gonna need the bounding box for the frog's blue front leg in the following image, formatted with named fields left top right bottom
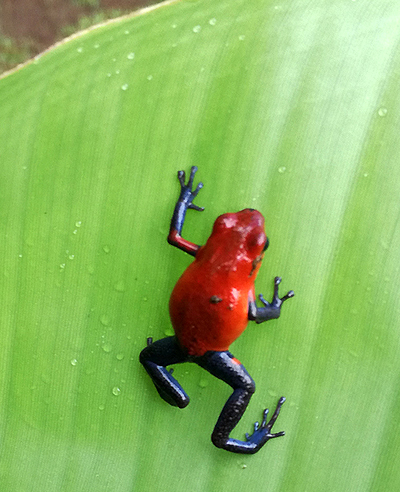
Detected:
left=167, top=166, right=204, bottom=257
left=248, top=277, right=294, bottom=324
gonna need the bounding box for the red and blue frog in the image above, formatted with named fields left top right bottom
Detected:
left=140, top=167, right=294, bottom=454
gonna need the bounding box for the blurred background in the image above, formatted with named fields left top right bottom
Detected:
left=0, top=0, right=164, bottom=74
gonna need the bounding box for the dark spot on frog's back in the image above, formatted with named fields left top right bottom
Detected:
left=210, top=295, right=223, bottom=304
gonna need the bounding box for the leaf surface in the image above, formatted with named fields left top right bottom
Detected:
left=1, top=1, right=400, bottom=490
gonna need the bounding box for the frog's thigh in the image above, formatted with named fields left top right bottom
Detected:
left=196, top=351, right=255, bottom=392
left=140, top=336, right=187, bottom=366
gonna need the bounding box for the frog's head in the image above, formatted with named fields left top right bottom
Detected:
left=212, top=208, right=267, bottom=252
left=203, top=209, right=267, bottom=277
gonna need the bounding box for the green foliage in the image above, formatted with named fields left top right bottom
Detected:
left=1, top=0, right=400, bottom=490
left=0, top=33, right=31, bottom=73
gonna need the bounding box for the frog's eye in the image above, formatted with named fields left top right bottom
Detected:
left=246, top=231, right=267, bottom=252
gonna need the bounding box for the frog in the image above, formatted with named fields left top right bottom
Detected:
left=139, top=166, right=294, bottom=454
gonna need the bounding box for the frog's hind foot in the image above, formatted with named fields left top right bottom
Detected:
left=245, top=397, right=286, bottom=447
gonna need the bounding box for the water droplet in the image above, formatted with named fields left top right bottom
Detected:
left=116, top=353, right=124, bottom=361
left=238, top=35, right=246, bottom=41
left=60, top=263, right=66, bottom=270
left=115, top=69, right=120, bottom=75
left=112, top=386, right=121, bottom=396
left=73, top=229, right=78, bottom=235
left=77, top=47, right=83, bottom=53
left=71, top=358, right=78, bottom=366
left=124, top=30, right=130, bottom=35
left=68, top=254, right=74, bottom=260
left=278, top=166, right=286, bottom=173
left=127, top=52, right=135, bottom=60
left=147, top=75, right=153, bottom=81
left=209, top=18, right=217, bottom=26
left=193, top=25, right=201, bottom=33
left=75, top=221, right=82, bottom=228
left=121, top=84, right=129, bottom=91
left=103, top=245, right=110, bottom=254
left=107, top=73, right=112, bottom=77
left=172, top=23, right=177, bottom=28
left=94, top=43, right=100, bottom=49
left=99, top=314, right=110, bottom=326
left=99, top=404, right=105, bottom=410
left=114, top=280, right=126, bottom=292
left=102, top=342, right=113, bottom=353
left=378, top=107, right=387, bottom=117
left=199, top=378, right=209, bottom=388
left=363, top=172, right=369, bottom=177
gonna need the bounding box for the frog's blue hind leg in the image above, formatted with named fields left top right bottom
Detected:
left=139, top=336, right=190, bottom=408
left=197, top=351, right=285, bottom=454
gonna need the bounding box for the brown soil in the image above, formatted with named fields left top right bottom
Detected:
left=0, top=0, right=160, bottom=61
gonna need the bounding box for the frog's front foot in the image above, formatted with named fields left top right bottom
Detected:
left=245, top=397, right=286, bottom=452
left=177, top=166, right=204, bottom=211
left=259, top=276, right=294, bottom=310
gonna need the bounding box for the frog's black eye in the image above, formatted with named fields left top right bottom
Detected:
left=263, top=238, right=269, bottom=251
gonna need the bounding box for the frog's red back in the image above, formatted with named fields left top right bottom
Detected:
left=169, top=209, right=267, bottom=356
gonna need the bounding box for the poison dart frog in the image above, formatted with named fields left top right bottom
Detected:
left=139, top=166, right=294, bottom=454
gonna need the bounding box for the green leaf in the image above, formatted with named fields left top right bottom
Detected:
left=1, top=0, right=400, bottom=490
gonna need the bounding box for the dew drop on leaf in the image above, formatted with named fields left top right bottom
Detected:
left=114, top=280, right=126, bottom=292
left=99, top=314, right=110, bottom=326
left=102, top=343, right=113, bottom=353
left=378, top=107, right=388, bottom=117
